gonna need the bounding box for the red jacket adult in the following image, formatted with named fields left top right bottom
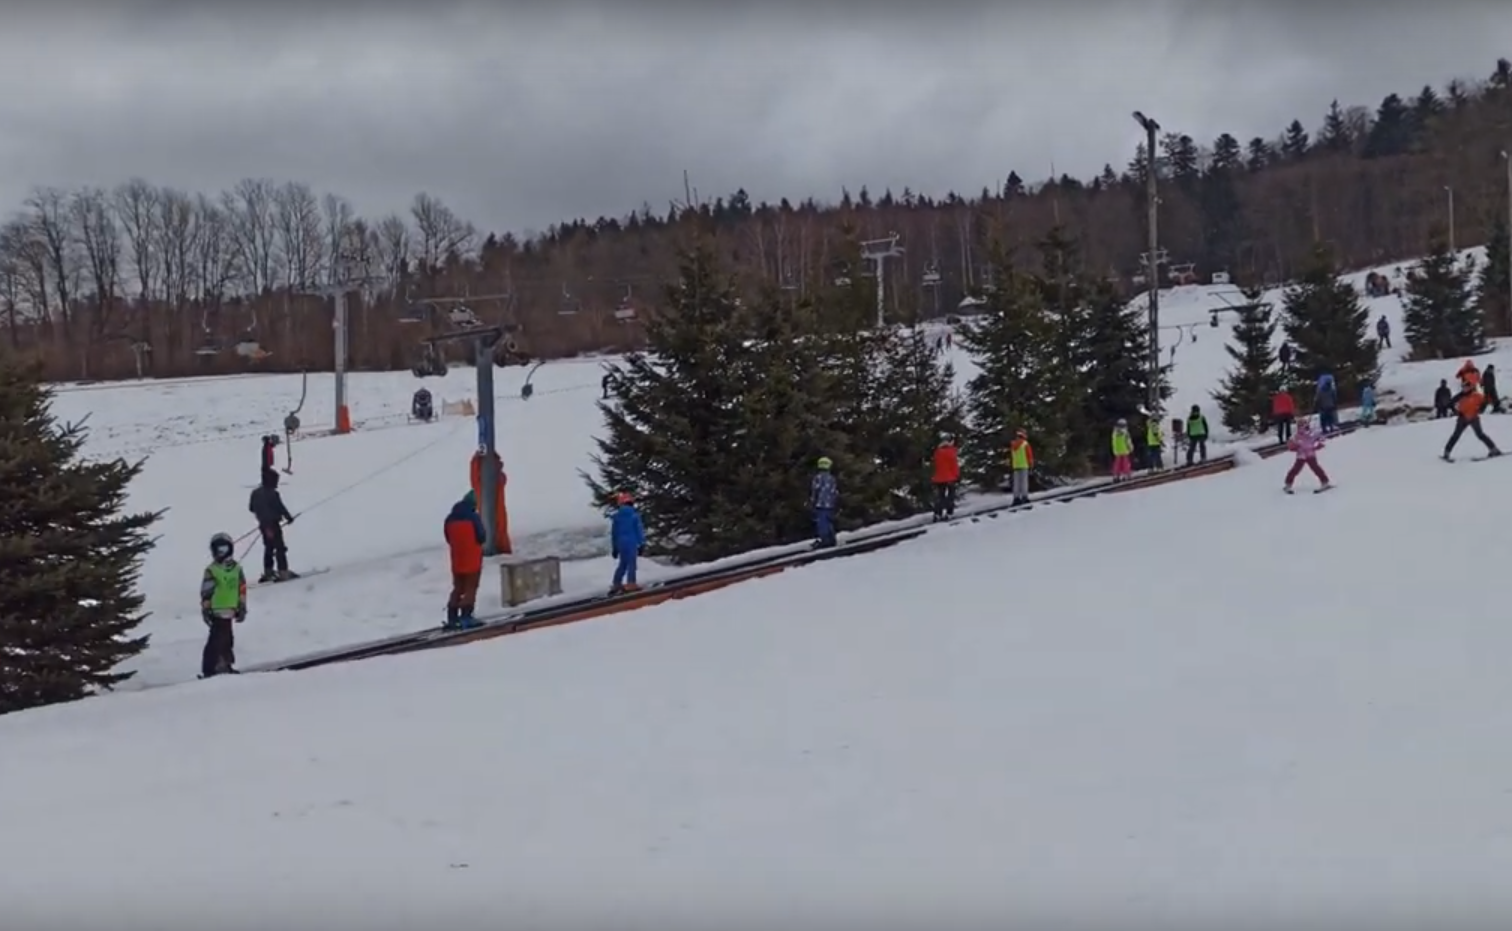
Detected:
left=1271, top=391, right=1295, bottom=417
left=931, top=443, right=960, bottom=484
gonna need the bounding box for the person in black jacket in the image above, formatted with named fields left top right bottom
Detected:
left=248, top=468, right=296, bottom=582
left=1484, top=365, right=1504, bottom=414
left=1434, top=379, right=1453, bottom=419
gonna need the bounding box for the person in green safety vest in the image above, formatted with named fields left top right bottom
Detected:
left=1185, top=404, right=1210, bottom=466
left=1110, top=418, right=1134, bottom=482
left=199, top=532, right=247, bottom=677
left=1145, top=416, right=1164, bottom=471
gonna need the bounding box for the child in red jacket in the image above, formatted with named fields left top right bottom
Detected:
left=931, top=436, right=960, bottom=521
left=1271, top=390, right=1295, bottom=443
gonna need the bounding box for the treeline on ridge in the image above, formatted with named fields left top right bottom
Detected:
left=2, top=58, right=1511, bottom=382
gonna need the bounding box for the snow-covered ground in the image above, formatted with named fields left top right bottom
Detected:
left=8, top=420, right=1512, bottom=926
left=38, top=248, right=1495, bottom=687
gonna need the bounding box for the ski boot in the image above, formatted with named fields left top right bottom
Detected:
left=258, top=571, right=278, bottom=583
left=456, top=612, right=483, bottom=630
left=277, top=569, right=300, bottom=581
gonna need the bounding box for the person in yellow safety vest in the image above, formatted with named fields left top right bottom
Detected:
left=1110, top=418, right=1134, bottom=482
left=1145, top=416, right=1164, bottom=471
left=1007, top=428, right=1034, bottom=506
left=1185, top=404, right=1210, bottom=466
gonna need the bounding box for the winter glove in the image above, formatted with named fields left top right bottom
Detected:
left=285, top=515, right=296, bottom=524
left=611, top=547, right=619, bottom=560
left=201, top=607, right=214, bottom=626
left=235, top=608, right=246, bottom=624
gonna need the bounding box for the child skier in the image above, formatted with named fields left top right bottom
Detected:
left=1283, top=418, right=1332, bottom=494
left=1110, top=418, right=1134, bottom=482
left=931, top=435, right=960, bottom=521
left=1359, top=382, right=1377, bottom=425
left=1443, top=368, right=1503, bottom=461
left=810, top=457, right=840, bottom=547
left=1008, top=428, right=1034, bottom=506
left=1271, top=389, right=1295, bottom=443
left=199, top=532, right=247, bottom=677
left=443, top=490, right=486, bottom=630
left=610, top=491, right=647, bottom=593
left=1145, top=416, right=1164, bottom=470
left=1185, top=405, right=1210, bottom=465
left=248, top=468, right=296, bottom=583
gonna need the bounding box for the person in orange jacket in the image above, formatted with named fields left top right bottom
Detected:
left=1007, top=428, right=1034, bottom=507
left=468, top=447, right=513, bottom=554
left=1271, top=389, right=1296, bottom=443
left=930, top=434, right=960, bottom=521
left=1443, top=367, right=1502, bottom=461
left=443, top=490, right=486, bottom=630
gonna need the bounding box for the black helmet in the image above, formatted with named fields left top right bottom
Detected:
left=210, top=532, right=234, bottom=560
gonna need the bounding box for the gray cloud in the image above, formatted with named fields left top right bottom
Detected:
left=1, top=2, right=1509, bottom=235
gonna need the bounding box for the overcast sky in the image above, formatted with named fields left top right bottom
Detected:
left=1, top=2, right=1508, bottom=236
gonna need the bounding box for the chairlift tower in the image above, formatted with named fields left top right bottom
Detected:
left=406, top=291, right=518, bottom=557
left=295, top=275, right=385, bottom=435
left=860, top=234, right=904, bottom=329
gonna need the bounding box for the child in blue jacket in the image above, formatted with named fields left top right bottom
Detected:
left=610, top=491, right=646, bottom=594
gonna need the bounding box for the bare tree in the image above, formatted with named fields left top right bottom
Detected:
left=273, top=181, right=325, bottom=289
left=71, top=187, right=124, bottom=338
left=155, top=188, right=199, bottom=309
left=222, top=178, right=279, bottom=293
left=192, top=194, right=239, bottom=305
left=113, top=179, right=161, bottom=303
left=24, top=187, right=80, bottom=339
left=321, top=192, right=356, bottom=283
left=410, top=192, right=476, bottom=273
left=374, top=213, right=412, bottom=288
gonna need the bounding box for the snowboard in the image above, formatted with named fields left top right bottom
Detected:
left=250, top=567, right=330, bottom=588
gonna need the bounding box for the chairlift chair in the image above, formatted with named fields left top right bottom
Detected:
left=398, top=304, right=429, bottom=324
left=922, top=263, right=942, bottom=286
left=612, top=283, right=637, bottom=322
left=557, top=283, right=580, bottom=316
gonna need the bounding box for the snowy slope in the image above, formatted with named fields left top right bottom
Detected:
left=47, top=248, right=1495, bottom=686
left=6, top=421, right=1512, bottom=927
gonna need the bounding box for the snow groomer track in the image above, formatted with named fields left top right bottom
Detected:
left=259, top=428, right=1354, bottom=674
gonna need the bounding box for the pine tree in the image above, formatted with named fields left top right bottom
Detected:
left=1079, top=275, right=1167, bottom=463
left=958, top=245, right=1059, bottom=489
left=1034, top=227, right=1095, bottom=473
left=587, top=242, right=831, bottom=563
left=0, top=360, right=159, bottom=714
left=1213, top=286, right=1284, bottom=434
left=1403, top=232, right=1484, bottom=359
left=1477, top=215, right=1511, bottom=336
left=1280, top=244, right=1381, bottom=403
left=867, top=327, right=965, bottom=510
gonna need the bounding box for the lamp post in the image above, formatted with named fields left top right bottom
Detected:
left=1445, top=185, right=1457, bottom=254
left=1133, top=110, right=1162, bottom=418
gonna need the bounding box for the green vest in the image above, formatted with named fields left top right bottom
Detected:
left=207, top=562, right=242, bottom=611
left=1112, top=430, right=1133, bottom=456
left=1147, top=421, right=1163, bottom=445
left=1010, top=441, right=1030, bottom=470
left=1186, top=414, right=1208, bottom=438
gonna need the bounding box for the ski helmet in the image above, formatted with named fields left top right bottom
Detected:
left=816, top=456, right=833, bottom=470
left=210, top=532, right=234, bottom=560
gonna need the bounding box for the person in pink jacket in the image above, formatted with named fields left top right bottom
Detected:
left=1283, top=418, right=1333, bottom=494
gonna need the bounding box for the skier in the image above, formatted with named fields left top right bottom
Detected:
left=1315, top=373, right=1339, bottom=434
left=810, top=456, right=840, bottom=548
left=1376, top=315, right=1392, bottom=349
left=1110, top=418, right=1134, bottom=483
left=1434, top=379, right=1453, bottom=419
left=199, top=532, right=247, bottom=677
left=1283, top=418, right=1332, bottom=494
left=1008, top=428, right=1034, bottom=506
left=260, top=433, right=279, bottom=475
left=247, top=468, right=296, bottom=583
left=1271, top=388, right=1296, bottom=443
left=1442, top=369, right=1503, bottom=461
left=930, top=435, right=960, bottom=521
left=469, top=447, right=513, bottom=554
left=609, top=491, right=646, bottom=594
left=1185, top=405, right=1209, bottom=465
left=1145, top=416, right=1164, bottom=471
left=411, top=386, right=434, bottom=423
left=1485, top=364, right=1503, bottom=413
left=1278, top=341, right=1294, bottom=372
left=1359, top=382, right=1377, bottom=425
left=443, top=490, right=486, bottom=629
